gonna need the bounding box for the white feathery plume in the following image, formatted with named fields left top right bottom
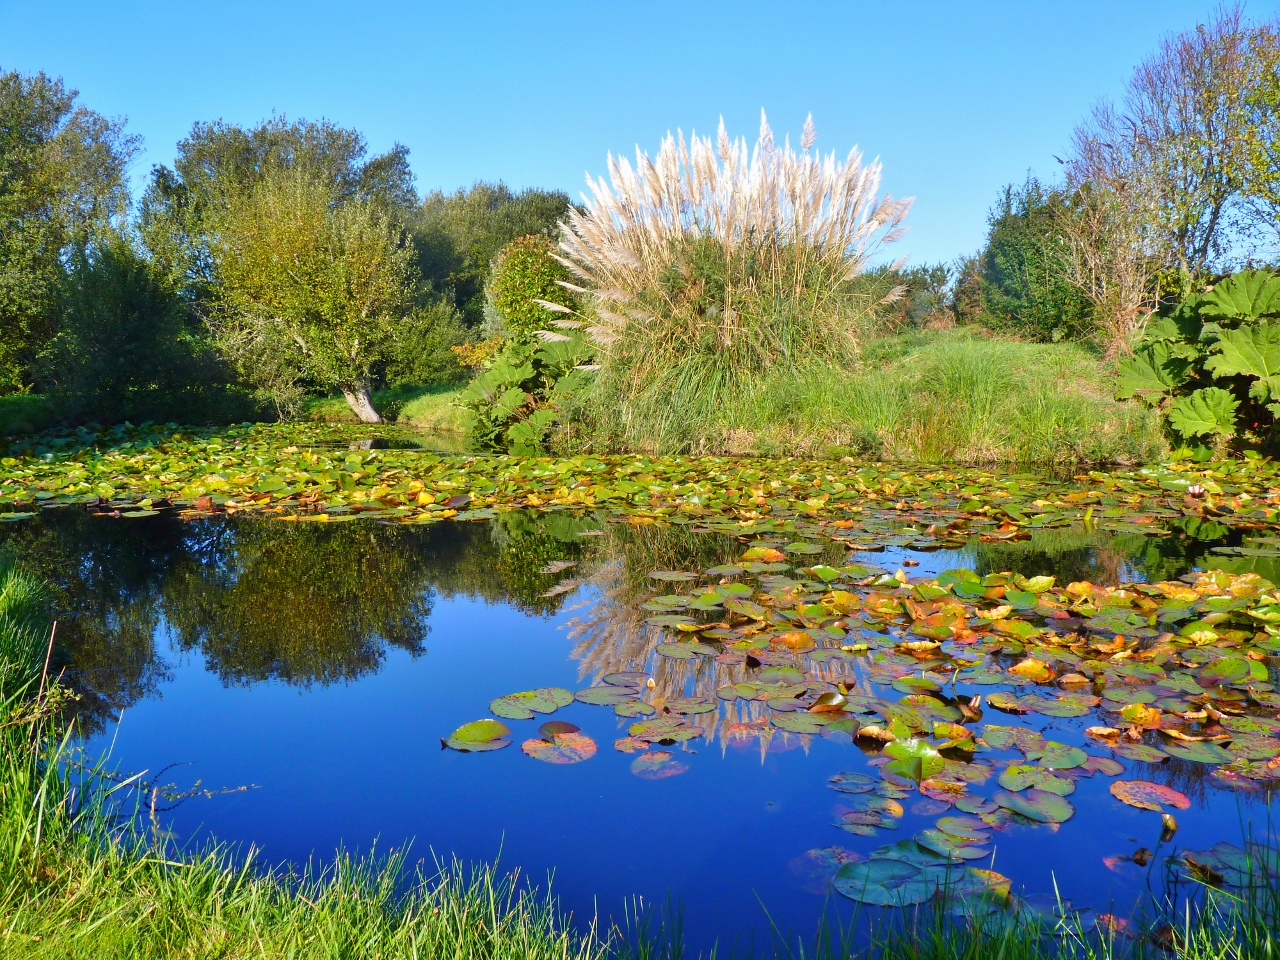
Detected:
left=557, top=111, right=913, bottom=348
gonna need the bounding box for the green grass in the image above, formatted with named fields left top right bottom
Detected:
left=624, top=329, right=1166, bottom=465
left=0, top=395, right=56, bottom=439
left=304, top=382, right=467, bottom=433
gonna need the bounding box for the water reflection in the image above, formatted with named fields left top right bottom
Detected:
left=0, top=504, right=1274, bottom=946
left=0, top=506, right=1261, bottom=734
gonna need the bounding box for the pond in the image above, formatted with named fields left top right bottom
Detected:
left=2, top=498, right=1277, bottom=951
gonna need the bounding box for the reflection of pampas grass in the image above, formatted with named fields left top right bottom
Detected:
left=563, top=525, right=866, bottom=756
left=555, top=112, right=913, bottom=451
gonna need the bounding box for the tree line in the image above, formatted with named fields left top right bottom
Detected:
left=0, top=79, right=570, bottom=424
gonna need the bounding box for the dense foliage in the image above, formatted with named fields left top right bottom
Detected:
left=485, top=234, right=579, bottom=337
left=1118, top=269, right=1280, bottom=451
left=965, top=177, right=1092, bottom=342
left=0, top=69, right=137, bottom=395
left=45, top=238, right=250, bottom=424
left=410, top=183, right=572, bottom=326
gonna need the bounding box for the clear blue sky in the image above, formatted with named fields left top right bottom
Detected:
left=4, top=0, right=1277, bottom=264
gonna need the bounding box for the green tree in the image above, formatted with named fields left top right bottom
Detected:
left=140, top=116, right=416, bottom=305
left=0, top=68, right=138, bottom=393
left=409, top=182, right=571, bottom=326
left=44, top=235, right=248, bottom=424
left=209, top=169, right=418, bottom=422
left=971, top=177, right=1091, bottom=341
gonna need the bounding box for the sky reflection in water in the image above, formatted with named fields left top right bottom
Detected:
left=0, top=508, right=1275, bottom=950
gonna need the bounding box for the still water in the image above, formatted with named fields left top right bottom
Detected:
left=1, top=507, right=1275, bottom=950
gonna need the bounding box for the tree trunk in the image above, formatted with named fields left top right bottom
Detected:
left=341, top=377, right=382, bottom=424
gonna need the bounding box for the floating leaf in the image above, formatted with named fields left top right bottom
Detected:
left=833, top=859, right=932, bottom=907
left=995, top=788, right=1074, bottom=823
left=575, top=685, right=637, bottom=706
left=522, top=731, right=597, bottom=764
left=489, top=687, right=574, bottom=720
left=1163, top=740, right=1235, bottom=764
left=444, top=719, right=511, bottom=753
left=1109, top=780, right=1191, bottom=812
left=1034, top=742, right=1088, bottom=770
left=1197, top=656, right=1251, bottom=688
left=631, top=750, right=688, bottom=780
left=915, top=829, right=989, bottom=861
left=829, top=771, right=877, bottom=794
left=1112, top=741, right=1168, bottom=763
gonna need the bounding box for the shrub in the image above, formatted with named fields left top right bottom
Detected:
left=557, top=112, right=910, bottom=451
left=382, top=299, right=467, bottom=387
left=486, top=235, right=579, bottom=337
left=966, top=176, right=1092, bottom=341
left=1117, top=269, right=1280, bottom=452
left=456, top=335, right=593, bottom=453
left=46, top=237, right=254, bottom=425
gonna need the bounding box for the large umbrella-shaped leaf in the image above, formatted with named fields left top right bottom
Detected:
left=444, top=719, right=511, bottom=753
left=995, top=789, right=1074, bottom=824
left=1109, top=780, right=1190, bottom=812
left=489, top=687, right=574, bottom=720
left=1168, top=387, right=1239, bottom=440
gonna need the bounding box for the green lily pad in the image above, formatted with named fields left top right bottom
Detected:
left=995, top=788, right=1074, bottom=823
left=444, top=719, right=511, bottom=753
left=1197, top=656, right=1250, bottom=687
left=915, top=829, right=989, bottom=861
left=996, top=765, right=1075, bottom=795
left=1033, top=742, right=1088, bottom=770
left=489, top=687, right=574, bottom=720
left=833, top=859, right=933, bottom=906
left=1163, top=740, right=1235, bottom=764
left=614, top=701, right=655, bottom=718
left=829, top=771, right=877, bottom=794
left=575, top=685, right=638, bottom=706
left=1111, top=741, right=1168, bottom=763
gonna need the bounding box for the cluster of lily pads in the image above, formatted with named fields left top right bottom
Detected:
left=446, top=539, right=1280, bottom=909
left=2, top=424, right=1280, bottom=560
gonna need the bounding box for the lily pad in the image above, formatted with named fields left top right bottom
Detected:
left=489, top=687, right=574, bottom=720
left=631, top=750, right=688, bottom=780
left=1112, top=741, right=1169, bottom=763
left=575, top=685, right=638, bottom=706
left=995, top=788, right=1075, bottom=823
left=444, top=719, right=512, bottom=753
left=522, top=731, right=597, bottom=764
left=1163, top=740, right=1235, bottom=764
left=833, top=859, right=933, bottom=907
left=829, top=771, right=877, bottom=794
left=1109, top=780, right=1191, bottom=812
left=1033, top=742, right=1088, bottom=770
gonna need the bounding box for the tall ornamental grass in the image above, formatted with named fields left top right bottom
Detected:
left=554, top=113, right=911, bottom=451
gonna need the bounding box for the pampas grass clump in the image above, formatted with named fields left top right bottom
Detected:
left=552, top=112, right=912, bottom=451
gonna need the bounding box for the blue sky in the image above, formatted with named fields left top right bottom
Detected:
left=4, top=0, right=1276, bottom=264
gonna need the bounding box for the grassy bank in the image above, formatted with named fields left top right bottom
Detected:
left=573, top=330, right=1165, bottom=464
left=304, top=382, right=467, bottom=433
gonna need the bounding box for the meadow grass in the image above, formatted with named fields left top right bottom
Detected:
left=586, top=330, right=1164, bottom=464
left=304, top=382, right=467, bottom=433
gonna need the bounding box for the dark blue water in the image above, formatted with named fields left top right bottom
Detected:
left=2, top=508, right=1275, bottom=952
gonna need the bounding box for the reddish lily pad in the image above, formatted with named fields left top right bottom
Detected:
left=1109, top=780, right=1191, bottom=812
left=631, top=750, right=688, bottom=780
left=522, top=731, right=597, bottom=764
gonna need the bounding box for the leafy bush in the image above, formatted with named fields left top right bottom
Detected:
left=409, top=183, right=572, bottom=325
left=965, top=176, right=1092, bottom=341
left=46, top=237, right=254, bottom=425
left=381, top=299, right=467, bottom=387
left=486, top=235, right=579, bottom=337
left=1118, top=269, right=1280, bottom=451
left=456, top=335, right=592, bottom=453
